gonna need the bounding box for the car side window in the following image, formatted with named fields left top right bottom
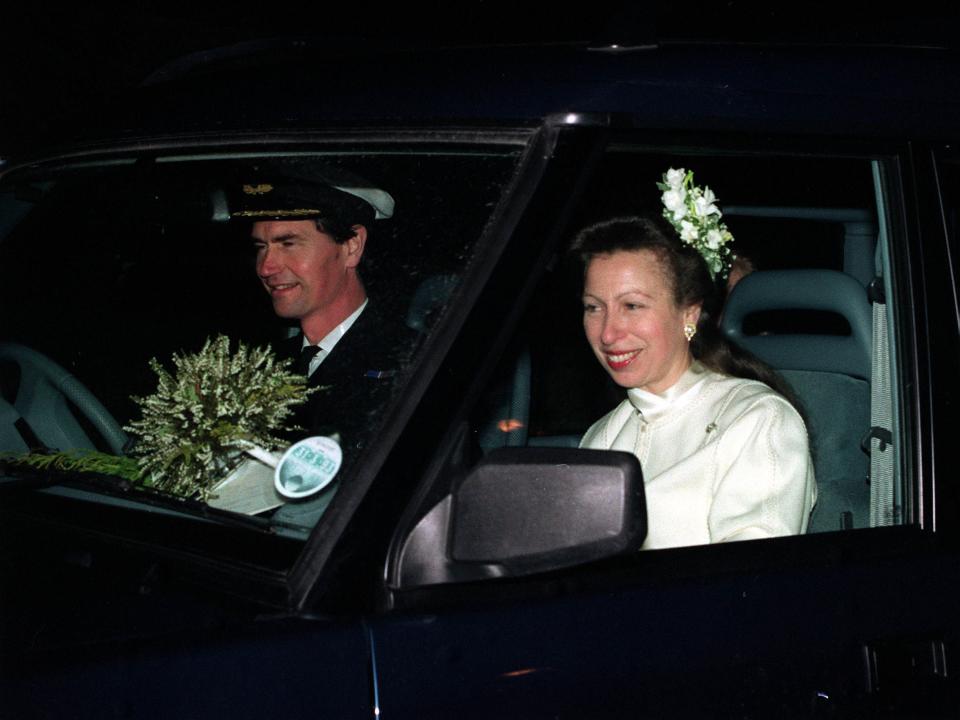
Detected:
left=0, top=144, right=523, bottom=543
left=507, top=150, right=903, bottom=530
left=392, top=146, right=907, bottom=590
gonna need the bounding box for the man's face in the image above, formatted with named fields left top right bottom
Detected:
left=252, top=220, right=360, bottom=324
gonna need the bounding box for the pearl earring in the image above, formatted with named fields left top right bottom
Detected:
left=684, top=323, right=697, bottom=342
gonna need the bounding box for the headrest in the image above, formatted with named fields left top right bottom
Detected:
left=722, top=269, right=872, bottom=380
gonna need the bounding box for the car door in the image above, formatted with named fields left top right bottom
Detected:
left=364, top=126, right=960, bottom=718
left=0, top=131, right=534, bottom=719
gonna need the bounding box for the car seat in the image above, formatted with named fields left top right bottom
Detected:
left=721, top=269, right=872, bottom=532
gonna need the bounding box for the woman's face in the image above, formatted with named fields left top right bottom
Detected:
left=583, top=249, right=701, bottom=393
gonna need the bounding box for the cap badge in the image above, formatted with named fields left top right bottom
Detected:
left=242, top=183, right=274, bottom=196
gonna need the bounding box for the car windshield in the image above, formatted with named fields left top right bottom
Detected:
left=0, top=140, right=524, bottom=538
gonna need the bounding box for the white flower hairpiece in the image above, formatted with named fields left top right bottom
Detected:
left=657, top=168, right=735, bottom=280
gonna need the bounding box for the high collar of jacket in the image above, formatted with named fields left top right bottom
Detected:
left=626, top=361, right=710, bottom=422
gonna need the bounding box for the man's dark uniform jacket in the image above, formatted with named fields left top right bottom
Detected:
left=277, top=304, right=417, bottom=453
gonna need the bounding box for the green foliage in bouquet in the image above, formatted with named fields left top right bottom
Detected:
left=0, top=449, right=142, bottom=482
left=125, top=335, right=313, bottom=501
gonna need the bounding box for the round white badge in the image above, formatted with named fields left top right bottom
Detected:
left=274, top=436, right=343, bottom=499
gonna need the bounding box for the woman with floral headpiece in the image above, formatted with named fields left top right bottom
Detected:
left=574, top=169, right=816, bottom=550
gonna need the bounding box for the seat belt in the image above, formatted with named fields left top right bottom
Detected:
left=867, top=162, right=899, bottom=528
left=867, top=279, right=896, bottom=527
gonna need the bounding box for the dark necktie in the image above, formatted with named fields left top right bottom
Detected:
left=293, top=345, right=321, bottom=377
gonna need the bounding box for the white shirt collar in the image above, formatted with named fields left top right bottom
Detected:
left=301, top=299, right=368, bottom=374
left=626, top=360, right=709, bottom=421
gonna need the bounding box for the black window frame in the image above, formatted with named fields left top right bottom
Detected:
left=380, top=126, right=950, bottom=614
left=0, top=127, right=540, bottom=612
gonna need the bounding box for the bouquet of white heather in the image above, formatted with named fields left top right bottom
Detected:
left=126, top=335, right=313, bottom=501
left=658, top=167, right=735, bottom=280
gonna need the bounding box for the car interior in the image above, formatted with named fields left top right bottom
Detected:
left=0, top=148, right=902, bottom=562
left=396, top=150, right=900, bottom=591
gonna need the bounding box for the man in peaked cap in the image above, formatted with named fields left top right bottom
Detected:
left=234, top=173, right=415, bottom=449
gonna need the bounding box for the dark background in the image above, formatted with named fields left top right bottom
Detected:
left=2, top=3, right=957, bottom=156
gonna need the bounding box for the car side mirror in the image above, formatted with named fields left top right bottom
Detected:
left=395, top=447, right=646, bottom=589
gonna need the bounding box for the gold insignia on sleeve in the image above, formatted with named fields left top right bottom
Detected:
left=242, top=184, right=274, bottom=195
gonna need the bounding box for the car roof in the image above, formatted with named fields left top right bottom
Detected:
left=10, top=40, right=960, bottom=159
